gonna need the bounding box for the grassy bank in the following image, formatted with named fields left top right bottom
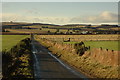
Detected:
left=36, top=38, right=119, bottom=79
left=2, top=38, right=34, bottom=79
left=2, top=35, right=29, bottom=51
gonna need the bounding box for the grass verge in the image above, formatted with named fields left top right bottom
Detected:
left=2, top=38, right=34, bottom=79
left=36, top=38, right=119, bottom=79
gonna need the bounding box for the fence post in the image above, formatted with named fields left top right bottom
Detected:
left=112, top=50, right=114, bottom=52
left=106, top=49, right=108, bottom=51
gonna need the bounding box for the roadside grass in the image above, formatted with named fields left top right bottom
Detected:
left=2, top=35, right=29, bottom=51
left=37, top=38, right=119, bottom=78
left=2, top=38, right=34, bottom=79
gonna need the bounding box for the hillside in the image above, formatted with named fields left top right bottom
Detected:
left=1, top=22, right=120, bottom=35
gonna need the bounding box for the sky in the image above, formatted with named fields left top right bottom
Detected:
left=1, top=2, right=119, bottom=25
left=1, top=0, right=120, bottom=2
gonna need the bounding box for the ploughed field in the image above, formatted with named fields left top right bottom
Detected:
left=37, top=34, right=119, bottom=41
left=2, top=35, right=29, bottom=51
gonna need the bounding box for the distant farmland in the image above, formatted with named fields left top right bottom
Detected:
left=36, top=35, right=119, bottom=51
left=36, top=34, right=119, bottom=41
left=2, top=35, right=29, bottom=51
left=5, top=29, right=72, bottom=34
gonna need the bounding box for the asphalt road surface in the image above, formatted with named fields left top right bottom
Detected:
left=31, top=35, right=89, bottom=80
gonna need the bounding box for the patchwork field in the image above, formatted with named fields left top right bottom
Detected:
left=36, top=35, right=119, bottom=51
left=2, top=35, right=29, bottom=51
left=6, top=29, right=46, bottom=33
left=6, top=29, right=73, bottom=34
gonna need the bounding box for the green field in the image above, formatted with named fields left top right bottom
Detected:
left=64, top=41, right=120, bottom=51
left=2, top=35, right=29, bottom=51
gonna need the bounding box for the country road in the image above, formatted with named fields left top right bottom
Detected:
left=31, top=35, right=89, bottom=79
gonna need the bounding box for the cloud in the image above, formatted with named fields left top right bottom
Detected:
left=2, top=13, right=70, bottom=24
left=33, top=17, right=70, bottom=24
left=87, top=11, right=118, bottom=23
left=69, top=11, right=118, bottom=24
left=2, top=11, right=118, bottom=25
left=2, top=13, right=32, bottom=22
left=69, top=17, right=82, bottom=23
left=24, top=9, right=40, bottom=15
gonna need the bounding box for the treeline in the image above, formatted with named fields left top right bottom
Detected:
left=2, top=38, right=34, bottom=79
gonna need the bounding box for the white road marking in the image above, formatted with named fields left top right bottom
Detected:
left=32, top=41, right=41, bottom=79
left=31, top=36, right=88, bottom=79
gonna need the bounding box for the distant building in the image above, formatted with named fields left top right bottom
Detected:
left=81, top=31, right=89, bottom=34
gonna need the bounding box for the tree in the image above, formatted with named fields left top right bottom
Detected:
left=39, top=28, right=42, bottom=30
left=48, top=30, right=51, bottom=34
left=67, top=29, right=70, bottom=32
left=56, top=29, right=59, bottom=32
left=2, top=29, right=5, bottom=32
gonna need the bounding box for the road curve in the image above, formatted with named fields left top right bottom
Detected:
left=31, top=35, right=89, bottom=80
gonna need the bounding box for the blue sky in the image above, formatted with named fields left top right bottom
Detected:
left=2, top=2, right=118, bottom=25
left=1, top=0, right=120, bottom=2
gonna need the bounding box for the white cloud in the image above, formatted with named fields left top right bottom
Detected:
left=69, top=11, right=118, bottom=24
left=88, top=11, right=118, bottom=23
left=2, top=13, right=70, bottom=24
left=2, top=13, right=31, bottom=22
left=1, top=11, right=118, bottom=25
